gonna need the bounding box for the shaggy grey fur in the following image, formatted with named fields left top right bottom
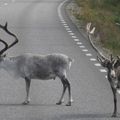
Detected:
left=0, top=53, right=73, bottom=106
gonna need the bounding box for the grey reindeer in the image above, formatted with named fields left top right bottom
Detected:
left=97, top=54, right=120, bottom=117
left=0, top=22, right=73, bottom=106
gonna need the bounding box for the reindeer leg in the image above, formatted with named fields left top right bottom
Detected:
left=22, top=77, right=31, bottom=105
left=64, top=78, right=73, bottom=106
left=111, top=87, right=117, bottom=117
left=56, top=80, right=67, bottom=105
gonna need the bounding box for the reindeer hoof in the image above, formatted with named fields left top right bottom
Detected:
left=56, top=99, right=64, bottom=105
left=66, top=102, right=71, bottom=106
left=111, top=113, right=117, bottom=117
left=56, top=102, right=62, bottom=105
left=22, top=101, right=30, bottom=105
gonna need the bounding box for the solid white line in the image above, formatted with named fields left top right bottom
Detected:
left=58, top=2, right=64, bottom=20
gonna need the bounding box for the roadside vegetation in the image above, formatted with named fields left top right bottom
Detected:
left=75, top=0, right=120, bottom=55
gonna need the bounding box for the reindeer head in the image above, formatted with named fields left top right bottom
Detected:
left=97, top=54, right=115, bottom=69
left=0, top=22, right=18, bottom=60
left=97, top=54, right=118, bottom=89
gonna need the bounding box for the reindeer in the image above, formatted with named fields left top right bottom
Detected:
left=0, top=22, right=73, bottom=106
left=86, top=22, right=119, bottom=117
left=97, top=54, right=120, bottom=117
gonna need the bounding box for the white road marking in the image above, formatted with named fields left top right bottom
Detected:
left=105, top=75, right=107, bottom=79
left=58, top=0, right=108, bottom=78
left=86, top=53, right=92, bottom=56
left=90, top=58, right=97, bottom=61
left=67, top=30, right=72, bottom=33
left=77, top=42, right=82, bottom=45
left=100, top=69, right=107, bottom=73
left=64, top=25, right=69, bottom=28
left=4, top=3, right=8, bottom=5
left=69, top=33, right=75, bottom=35
left=63, top=23, right=67, bottom=26
left=94, top=63, right=101, bottom=67
left=61, top=21, right=65, bottom=23
left=79, top=45, right=85, bottom=48
left=60, top=19, right=65, bottom=22
left=72, top=36, right=77, bottom=38
left=74, top=39, right=79, bottom=42
left=82, top=49, right=88, bottom=52
left=66, top=28, right=71, bottom=31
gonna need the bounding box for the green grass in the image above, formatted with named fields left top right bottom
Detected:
left=75, top=0, right=120, bottom=55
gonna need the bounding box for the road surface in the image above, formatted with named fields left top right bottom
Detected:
left=0, top=0, right=119, bottom=119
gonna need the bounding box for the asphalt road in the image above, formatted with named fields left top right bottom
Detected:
left=0, top=0, right=119, bottom=120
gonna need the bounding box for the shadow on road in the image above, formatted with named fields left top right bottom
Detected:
left=53, top=113, right=120, bottom=119
left=0, top=103, right=62, bottom=107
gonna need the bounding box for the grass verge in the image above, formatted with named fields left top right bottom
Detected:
left=75, top=0, right=120, bottom=55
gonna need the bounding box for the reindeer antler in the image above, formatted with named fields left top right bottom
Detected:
left=0, top=22, right=18, bottom=54
left=0, top=39, right=8, bottom=55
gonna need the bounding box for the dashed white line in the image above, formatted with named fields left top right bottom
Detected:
left=72, top=36, right=77, bottom=38
left=66, top=28, right=71, bottom=31
left=82, top=49, right=88, bottom=52
left=105, top=75, right=107, bottom=79
left=67, top=30, right=72, bottom=33
left=86, top=53, right=92, bottom=56
left=69, top=33, right=75, bottom=35
left=63, top=23, right=67, bottom=26
left=60, top=19, right=65, bottom=21
left=4, top=3, right=8, bottom=5
left=94, top=63, right=101, bottom=67
left=90, top=58, right=97, bottom=61
left=77, top=42, right=82, bottom=45
left=74, top=39, right=79, bottom=42
left=61, top=21, right=66, bottom=24
left=58, top=0, right=107, bottom=79
left=79, top=45, right=85, bottom=48
left=100, top=69, right=107, bottom=73
left=64, top=25, right=69, bottom=28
